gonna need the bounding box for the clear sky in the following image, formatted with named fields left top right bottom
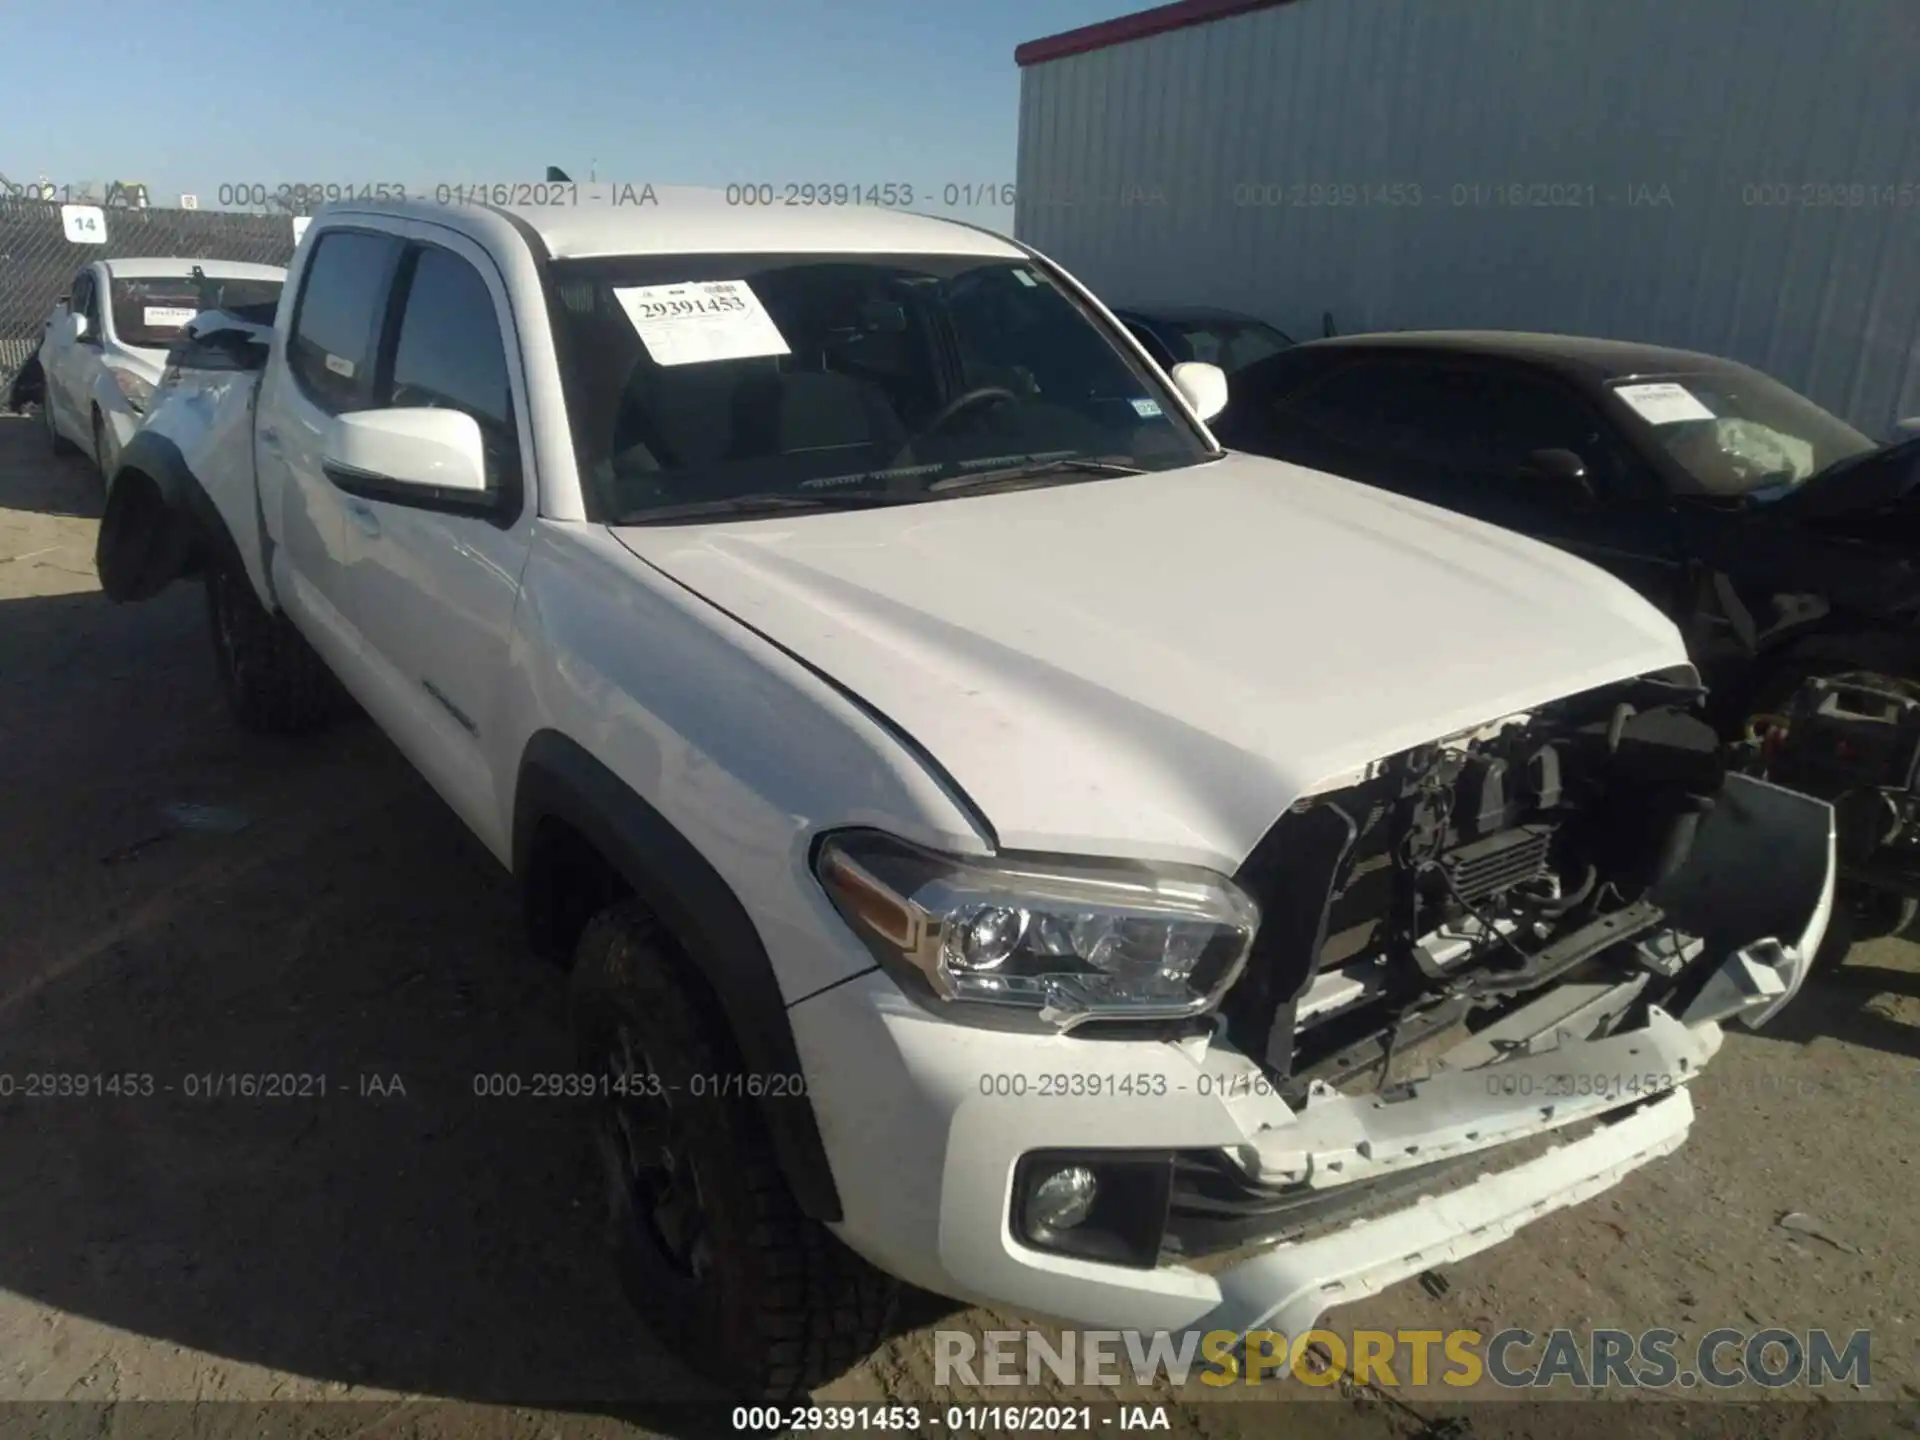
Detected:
left=7, top=0, right=1128, bottom=228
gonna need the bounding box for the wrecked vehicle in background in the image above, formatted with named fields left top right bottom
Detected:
left=1214, top=329, right=1917, bottom=956
left=89, top=193, right=1833, bottom=1396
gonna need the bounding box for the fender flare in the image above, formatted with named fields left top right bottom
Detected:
left=97, top=430, right=236, bottom=602
left=512, top=729, right=844, bottom=1222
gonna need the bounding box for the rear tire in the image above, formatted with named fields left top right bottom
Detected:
left=569, top=901, right=897, bottom=1400
left=43, top=395, right=76, bottom=455
left=203, top=549, right=343, bottom=735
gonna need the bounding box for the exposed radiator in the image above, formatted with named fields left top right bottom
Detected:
left=1437, top=823, right=1553, bottom=906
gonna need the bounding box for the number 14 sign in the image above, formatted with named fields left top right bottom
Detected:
left=61, top=204, right=106, bottom=244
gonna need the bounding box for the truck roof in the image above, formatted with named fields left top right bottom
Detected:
left=1292, top=330, right=1754, bottom=383
left=315, top=187, right=1025, bottom=262
left=100, top=257, right=287, bottom=280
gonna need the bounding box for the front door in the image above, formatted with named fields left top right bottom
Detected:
left=42, top=267, right=96, bottom=437
left=327, top=225, right=537, bottom=860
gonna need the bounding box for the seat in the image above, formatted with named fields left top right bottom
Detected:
left=725, top=368, right=909, bottom=465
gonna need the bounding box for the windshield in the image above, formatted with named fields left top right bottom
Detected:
left=545, top=252, right=1211, bottom=522
left=109, top=275, right=284, bottom=350
left=1167, top=317, right=1295, bottom=374
left=1608, top=369, right=1877, bottom=499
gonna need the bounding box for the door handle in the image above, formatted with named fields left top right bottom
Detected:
left=259, top=425, right=282, bottom=451
left=346, top=500, right=382, bottom=537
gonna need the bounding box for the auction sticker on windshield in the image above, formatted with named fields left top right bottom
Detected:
left=1615, top=381, right=1715, bottom=426
left=613, top=280, right=791, bottom=367
left=144, top=306, right=197, bottom=329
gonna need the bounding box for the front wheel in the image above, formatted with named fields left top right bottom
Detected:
left=204, top=550, right=344, bottom=735
left=570, top=902, right=897, bottom=1399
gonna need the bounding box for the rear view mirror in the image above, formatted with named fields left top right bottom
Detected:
left=1169, top=361, right=1229, bottom=423
left=322, top=408, right=491, bottom=509
left=1520, top=447, right=1594, bottom=501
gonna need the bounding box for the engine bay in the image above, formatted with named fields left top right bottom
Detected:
left=1225, top=672, right=1730, bottom=1096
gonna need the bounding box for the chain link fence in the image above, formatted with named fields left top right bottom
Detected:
left=1, top=198, right=299, bottom=396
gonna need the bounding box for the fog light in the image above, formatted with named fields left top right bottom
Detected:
left=1025, top=1164, right=1098, bottom=1232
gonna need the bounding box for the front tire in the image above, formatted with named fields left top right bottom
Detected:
left=204, top=549, right=343, bottom=735
left=570, top=901, right=896, bottom=1400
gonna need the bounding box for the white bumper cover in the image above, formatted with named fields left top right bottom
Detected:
left=790, top=775, right=1835, bottom=1342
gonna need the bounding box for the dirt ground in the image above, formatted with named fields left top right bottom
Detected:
left=0, top=411, right=1915, bottom=1440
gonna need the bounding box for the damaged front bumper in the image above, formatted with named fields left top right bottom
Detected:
left=1184, top=997, right=1717, bottom=1343
left=792, top=773, right=1834, bottom=1345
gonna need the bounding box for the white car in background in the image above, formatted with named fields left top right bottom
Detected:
left=38, top=257, right=284, bottom=480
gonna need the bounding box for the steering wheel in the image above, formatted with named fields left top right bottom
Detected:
left=886, top=386, right=1019, bottom=469
left=907, top=385, right=1018, bottom=445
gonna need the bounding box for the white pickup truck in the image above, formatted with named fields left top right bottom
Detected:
left=95, top=193, right=1835, bottom=1399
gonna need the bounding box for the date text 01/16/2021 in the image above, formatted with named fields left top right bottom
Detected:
left=730, top=1404, right=1171, bottom=1431
left=974, top=1070, right=1683, bottom=1100
left=208, top=181, right=1029, bottom=212
left=213, top=182, right=660, bottom=210
left=722, top=183, right=1017, bottom=208
left=469, top=1070, right=810, bottom=1099
left=0, top=1072, right=405, bottom=1098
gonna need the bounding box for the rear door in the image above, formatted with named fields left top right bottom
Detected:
left=255, top=226, right=406, bottom=674
left=330, top=226, right=536, bottom=857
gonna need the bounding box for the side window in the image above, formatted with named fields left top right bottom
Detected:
left=1424, top=366, right=1631, bottom=498
left=287, top=230, right=402, bottom=414
left=1180, top=326, right=1226, bottom=368
left=1284, top=358, right=1628, bottom=499
left=1126, top=321, right=1178, bottom=371
left=380, top=245, right=520, bottom=490
left=1278, top=361, right=1398, bottom=448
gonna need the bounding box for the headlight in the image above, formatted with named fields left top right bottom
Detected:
left=814, top=830, right=1259, bottom=1031
left=110, top=367, right=155, bottom=414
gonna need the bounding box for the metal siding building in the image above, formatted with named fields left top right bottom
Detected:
left=1014, top=0, right=1920, bottom=436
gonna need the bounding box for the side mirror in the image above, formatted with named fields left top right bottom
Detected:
left=322, top=408, right=491, bottom=509
left=1169, top=361, right=1229, bottom=423
left=1519, top=447, right=1595, bottom=501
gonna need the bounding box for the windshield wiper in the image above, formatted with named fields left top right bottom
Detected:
left=928, top=456, right=1145, bottom=494
left=622, top=490, right=922, bottom=524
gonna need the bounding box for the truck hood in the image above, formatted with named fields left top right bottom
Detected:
left=612, top=452, right=1688, bottom=870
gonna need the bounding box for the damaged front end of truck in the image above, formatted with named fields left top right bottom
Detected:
left=1161, top=667, right=1834, bottom=1341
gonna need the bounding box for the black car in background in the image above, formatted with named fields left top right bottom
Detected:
left=1214, top=330, right=1920, bottom=946
left=1113, top=305, right=1295, bottom=375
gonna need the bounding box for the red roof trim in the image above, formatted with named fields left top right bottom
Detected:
left=1015, top=0, right=1293, bottom=68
